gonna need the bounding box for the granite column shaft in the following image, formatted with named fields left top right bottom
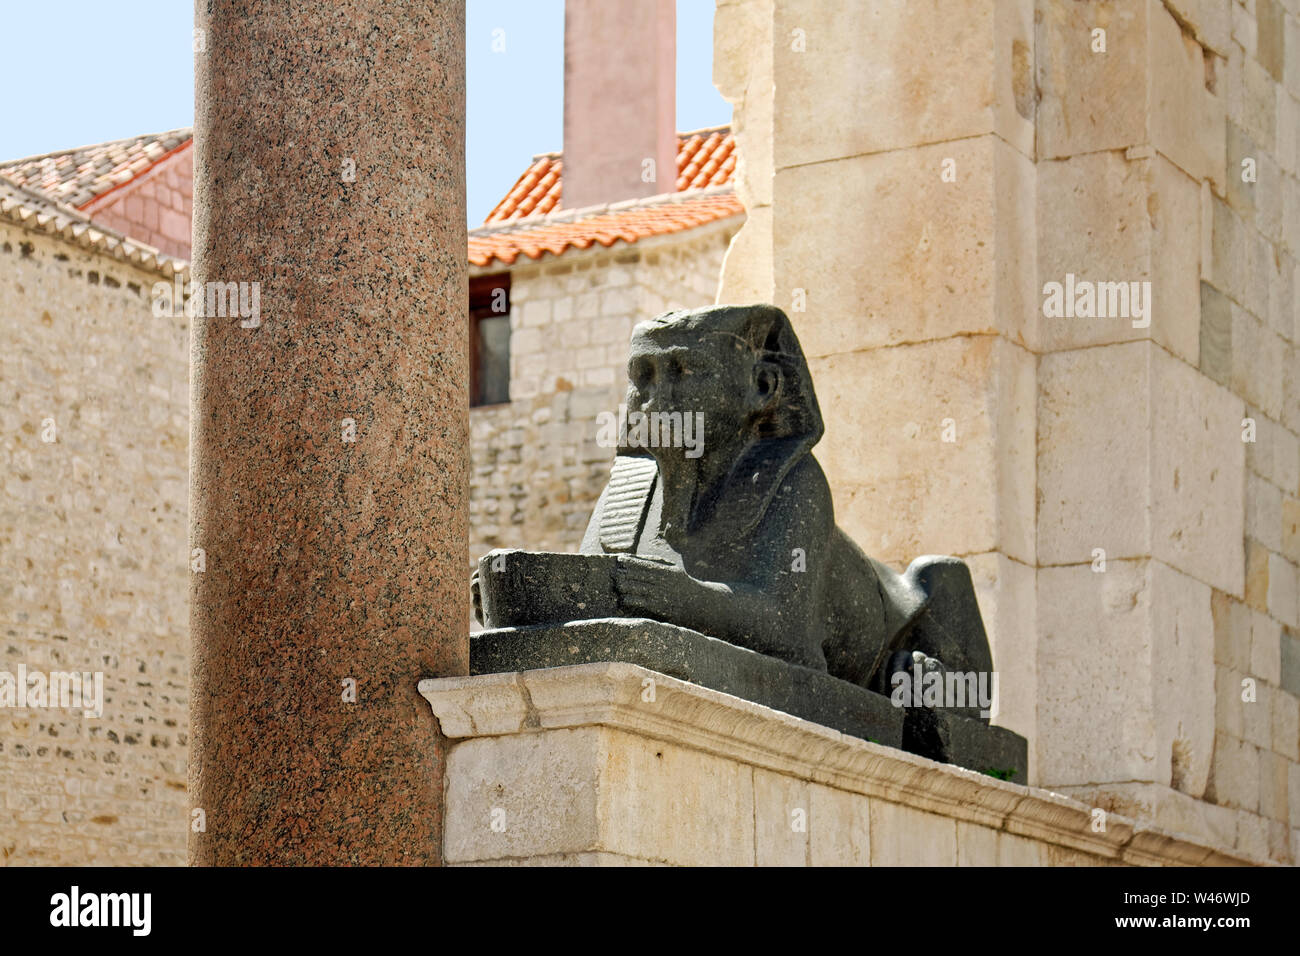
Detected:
left=189, top=0, right=467, bottom=865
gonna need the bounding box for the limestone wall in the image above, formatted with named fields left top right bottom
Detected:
left=714, top=0, right=1299, bottom=864
left=468, top=222, right=736, bottom=573
left=0, top=222, right=190, bottom=865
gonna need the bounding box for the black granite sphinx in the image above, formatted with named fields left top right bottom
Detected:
left=472, top=303, right=1026, bottom=780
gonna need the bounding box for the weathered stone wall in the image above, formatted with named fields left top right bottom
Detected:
left=715, top=0, right=1299, bottom=863
left=468, top=222, right=737, bottom=576
left=1034, top=0, right=1298, bottom=866
left=0, top=222, right=189, bottom=865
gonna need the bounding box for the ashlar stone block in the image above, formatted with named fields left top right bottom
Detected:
left=773, top=0, right=1033, bottom=168
left=444, top=725, right=758, bottom=865
left=1037, top=559, right=1214, bottom=793
left=773, top=136, right=1036, bottom=358
left=810, top=335, right=1035, bottom=567
left=869, top=800, right=958, bottom=866
left=1037, top=151, right=1201, bottom=364
left=1036, top=0, right=1149, bottom=158
left=1038, top=340, right=1245, bottom=595
left=1038, top=0, right=1225, bottom=188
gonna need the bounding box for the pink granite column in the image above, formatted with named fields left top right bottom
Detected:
left=189, top=0, right=467, bottom=865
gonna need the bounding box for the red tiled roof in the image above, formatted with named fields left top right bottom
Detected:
left=0, top=128, right=194, bottom=209
left=472, top=125, right=742, bottom=266
left=484, top=125, right=736, bottom=224
left=2, top=122, right=742, bottom=269
left=469, top=189, right=742, bottom=267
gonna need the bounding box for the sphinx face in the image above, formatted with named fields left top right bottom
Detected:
left=624, top=328, right=751, bottom=463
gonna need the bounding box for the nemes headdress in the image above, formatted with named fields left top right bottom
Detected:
left=633, top=304, right=824, bottom=535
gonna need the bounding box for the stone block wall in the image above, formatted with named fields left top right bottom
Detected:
left=714, top=0, right=1299, bottom=863
left=1209, top=0, right=1300, bottom=859
left=1033, top=0, right=1298, bottom=866
left=0, top=223, right=190, bottom=865
left=468, top=222, right=737, bottom=575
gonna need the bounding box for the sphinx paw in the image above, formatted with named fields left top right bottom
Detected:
left=886, top=649, right=944, bottom=684
left=471, top=568, right=484, bottom=625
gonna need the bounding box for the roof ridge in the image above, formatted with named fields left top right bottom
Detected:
left=0, top=126, right=194, bottom=168
left=525, top=125, right=731, bottom=164
left=471, top=183, right=736, bottom=237
left=677, top=123, right=731, bottom=138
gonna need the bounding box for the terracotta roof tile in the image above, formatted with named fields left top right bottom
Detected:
left=676, top=128, right=734, bottom=191
left=0, top=127, right=193, bottom=209
left=483, top=125, right=735, bottom=225
left=469, top=188, right=742, bottom=267
left=2, top=122, right=742, bottom=272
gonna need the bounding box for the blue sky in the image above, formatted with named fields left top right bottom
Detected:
left=0, top=1, right=730, bottom=224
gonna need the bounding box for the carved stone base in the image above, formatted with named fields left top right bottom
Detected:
left=470, top=617, right=1027, bottom=780
left=419, top=663, right=1256, bottom=866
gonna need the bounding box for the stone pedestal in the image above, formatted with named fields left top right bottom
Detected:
left=472, top=618, right=1027, bottom=780
left=189, top=0, right=467, bottom=865
left=473, top=618, right=903, bottom=747
left=419, top=663, right=1258, bottom=866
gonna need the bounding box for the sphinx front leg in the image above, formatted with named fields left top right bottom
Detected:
left=613, top=554, right=704, bottom=623
left=613, top=555, right=825, bottom=669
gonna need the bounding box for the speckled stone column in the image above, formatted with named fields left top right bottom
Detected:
left=189, top=0, right=467, bottom=865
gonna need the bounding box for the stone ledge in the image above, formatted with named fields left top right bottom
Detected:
left=419, top=662, right=1265, bottom=866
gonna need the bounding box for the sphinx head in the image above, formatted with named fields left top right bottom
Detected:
left=622, top=304, right=824, bottom=468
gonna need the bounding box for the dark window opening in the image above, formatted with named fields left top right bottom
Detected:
left=470, top=274, right=511, bottom=407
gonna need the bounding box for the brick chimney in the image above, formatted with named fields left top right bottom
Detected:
left=562, top=0, right=676, bottom=210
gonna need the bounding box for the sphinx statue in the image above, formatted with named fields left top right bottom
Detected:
left=472, top=304, right=1025, bottom=776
